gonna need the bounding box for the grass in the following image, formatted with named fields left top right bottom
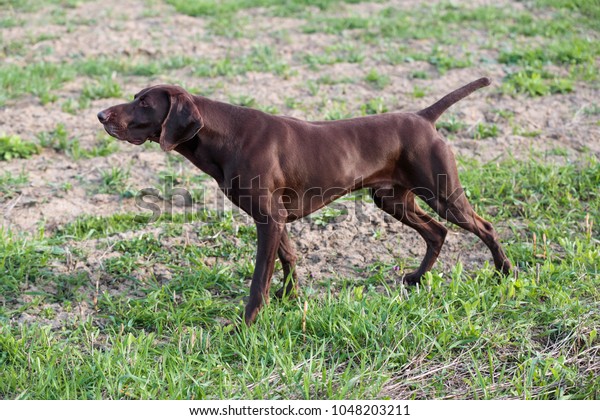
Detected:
left=360, top=97, right=388, bottom=115
left=0, top=170, right=28, bottom=201
left=503, top=69, right=574, bottom=97
left=166, top=0, right=374, bottom=17
left=364, top=69, right=390, bottom=90
left=1, top=2, right=596, bottom=107
left=0, top=134, right=39, bottom=161
left=1, top=157, right=598, bottom=399
left=97, top=166, right=131, bottom=196
left=37, top=124, right=119, bottom=159
left=473, top=123, right=499, bottom=140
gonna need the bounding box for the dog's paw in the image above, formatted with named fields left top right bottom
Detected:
left=498, top=260, right=516, bottom=278
left=402, top=272, right=422, bottom=286
left=275, top=286, right=298, bottom=300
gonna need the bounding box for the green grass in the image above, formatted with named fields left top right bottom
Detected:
left=97, top=166, right=131, bottom=196
left=473, top=123, right=499, bottom=140
left=503, top=69, right=574, bottom=97
left=166, top=0, right=373, bottom=17
left=0, top=55, right=237, bottom=105
left=1, top=158, right=598, bottom=399
left=364, top=69, right=390, bottom=90
left=1, top=0, right=89, bottom=12
left=0, top=170, right=28, bottom=201
left=0, top=62, right=75, bottom=106
left=437, top=115, right=467, bottom=135
left=535, top=0, right=600, bottom=29
left=360, top=97, right=388, bottom=115
left=37, top=124, right=119, bottom=159
left=0, top=134, right=39, bottom=161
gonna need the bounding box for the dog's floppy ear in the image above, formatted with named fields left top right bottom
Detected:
left=159, top=91, right=203, bottom=152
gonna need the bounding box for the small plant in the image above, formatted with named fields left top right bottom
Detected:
left=428, top=48, right=472, bottom=74
left=365, top=69, right=391, bottom=90
left=360, top=97, right=388, bottom=115
left=437, top=116, right=467, bottom=134
left=504, top=69, right=574, bottom=96
left=303, top=52, right=336, bottom=69
left=37, top=123, right=81, bottom=158
left=98, top=166, right=131, bottom=196
left=0, top=134, right=39, bottom=161
left=583, top=104, right=600, bottom=116
left=80, top=76, right=122, bottom=107
left=549, top=77, right=573, bottom=94
left=504, top=70, right=550, bottom=96
left=410, top=70, right=428, bottom=79
left=284, top=97, right=300, bottom=110
left=229, top=94, right=257, bottom=108
left=473, top=122, right=499, bottom=139
left=323, top=101, right=352, bottom=120
left=493, top=109, right=516, bottom=120
left=0, top=170, right=28, bottom=200
left=61, top=98, right=79, bottom=114
left=86, top=133, right=120, bottom=157
left=258, top=104, right=279, bottom=114
left=412, top=85, right=427, bottom=98
left=306, top=80, right=320, bottom=96
left=513, top=126, right=541, bottom=137
left=311, top=206, right=346, bottom=227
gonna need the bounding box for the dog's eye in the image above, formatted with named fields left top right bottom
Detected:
left=139, top=98, right=149, bottom=107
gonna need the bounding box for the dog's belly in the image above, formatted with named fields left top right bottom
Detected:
left=281, top=172, right=395, bottom=221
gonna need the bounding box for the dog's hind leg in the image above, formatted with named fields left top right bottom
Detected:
left=275, top=225, right=299, bottom=299
left=371, top=187, right=447, bottom=284
left=417, top=139, right=513, bottom=276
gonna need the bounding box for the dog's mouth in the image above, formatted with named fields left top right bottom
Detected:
left=103, top=124, right=147, bottom=145
left=102, top=124, right=126, bottom=140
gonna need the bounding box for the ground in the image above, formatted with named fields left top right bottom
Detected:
left=0, top=0, right=598, bottom=399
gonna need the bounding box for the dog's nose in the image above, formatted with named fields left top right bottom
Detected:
left=97, top=110, right=110, bottom=123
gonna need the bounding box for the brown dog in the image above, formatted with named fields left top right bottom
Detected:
left=98, top=78, right=512, bottom=325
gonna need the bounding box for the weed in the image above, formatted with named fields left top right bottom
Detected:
left=412, top=85, right=427, bottom=98
left=360, top=97, right=388, bottom=115
left=0, top=134, right=39, bottom=161
left=284, top=97, right=300, bottom=110
left=310, top=206, right=347, bottom=226
left=437, top=116, right=467, bottom=134
left=88, top=133, right=120, bottom=157
left=229, top=94, right=257, bottom=108
left=80, top=76, right=123, bottom=103
left=37, top=123, right=82, bottom=158
left=473, top=122, right=499, bottom=139
left=323, top=100, right=353, bottom=120
left=583, top=104, right=600, bottom=116
left=306, top=80, right=320, bottom=96
left=365, top=69, right=390, bottom=90
left=410, top=70, right=429, bottom=79
left=427, top=47, right=472, bottom=74
left=98, top=166, right=131, bottom=196
left=258, top=104, right=279, bottom=115
left=0, top=170, right=28, bottom=200
left=503, top=69, right=573, bottom=97
left=0, top=61, right=75, bottom=106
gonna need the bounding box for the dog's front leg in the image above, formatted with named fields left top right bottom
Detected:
left=244, top=219, right=285, bottom=325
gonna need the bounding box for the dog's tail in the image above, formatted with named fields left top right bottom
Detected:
left=417, top=77, right=491, bottom=123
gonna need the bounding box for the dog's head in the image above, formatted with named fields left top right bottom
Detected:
left=97, top=85, right=203, bottom=151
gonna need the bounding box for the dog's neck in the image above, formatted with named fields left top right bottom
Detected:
left=174, top=96, right=248, bottom=186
